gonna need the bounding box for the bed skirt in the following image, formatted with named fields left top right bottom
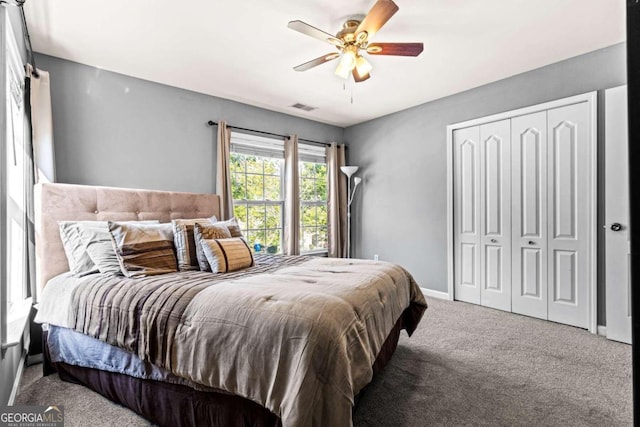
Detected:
left=43, top=307, right=410, bottom=427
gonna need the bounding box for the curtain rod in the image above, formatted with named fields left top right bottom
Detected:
left=207, top=120, right=335, bottom=148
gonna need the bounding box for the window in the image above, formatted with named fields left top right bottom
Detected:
left=299, top=144, right=328, bottom=253
left=229, top=133, right=328, bottom=255
left=231, top=133, right=284, bottom=254
left=2, top=7, right=30, bottom=345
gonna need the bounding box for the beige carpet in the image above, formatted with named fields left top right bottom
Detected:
left=16, top=298, right=632, bottom=426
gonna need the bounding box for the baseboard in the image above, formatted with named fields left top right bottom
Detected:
left=597, top=325, right=607, bottom=336
left=8, top=348, right=27, bottom=406
left=420, top=288, right=451, bottom=300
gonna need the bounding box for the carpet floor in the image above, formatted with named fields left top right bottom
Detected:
left=16, top=298, right=632, bottom=426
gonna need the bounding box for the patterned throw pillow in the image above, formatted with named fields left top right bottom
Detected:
left=213, top=217, right=244, bottom=238
left=172, top=218, right=215, bottom=271
left=193, top=223, right=232, bottom=271
left=108, top=222, right=177, bottom=277
left=200, top=237, right=254, bottom=273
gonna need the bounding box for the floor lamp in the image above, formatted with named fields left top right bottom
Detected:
left=340, top=166, right=361, bottom=258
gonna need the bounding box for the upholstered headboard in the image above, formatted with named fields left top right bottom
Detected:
left=35, top=182, right=221, bottom=293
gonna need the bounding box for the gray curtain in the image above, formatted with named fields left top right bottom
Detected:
left=284, top=135, right=300, bottom=255
left=326, top=143, right=347, bottom=258
left=215, top=121, right=233, bottom=220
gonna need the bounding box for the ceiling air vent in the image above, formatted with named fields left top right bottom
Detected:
left=290, top=103, right=317, bottom=112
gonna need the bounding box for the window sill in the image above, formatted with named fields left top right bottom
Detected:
left=301, top=250, right=328, bottom=257
left=2, top=297, right=32, bottom=350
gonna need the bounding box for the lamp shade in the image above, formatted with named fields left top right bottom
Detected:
left=340, top=166, right=359, bottom=178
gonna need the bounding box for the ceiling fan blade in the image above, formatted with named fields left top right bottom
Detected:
left=293, top=53, right=341, bottom=72
left=288, top=20, right=344, bottom=47
left=355, top=0, right=399, bottom=41
left=367, top=42, right=424, bottom=56
left=352, top=69, right=371, bottom=83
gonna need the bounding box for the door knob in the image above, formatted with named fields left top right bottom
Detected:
left=491, top=239, right=497, bottom=243
left=610, top=223, right=623, bottom=231
left=528, top=241, right=536, bottom=245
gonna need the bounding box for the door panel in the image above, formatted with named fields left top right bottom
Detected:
left=454, top=127, right=481, bottom=304
left=605, top=86, right=631, bottom=344
left=511, top=112, right=548, bottom=320
left=547, top=102, right=591, bottom=328
left=479, top=120, right=511, bottom=311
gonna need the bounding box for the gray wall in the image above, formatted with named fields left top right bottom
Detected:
left=35, top=53, right=344, bottom=193
left=344, top=43, right=626, bottom=325
left=1, top=4, right=29, bottom=406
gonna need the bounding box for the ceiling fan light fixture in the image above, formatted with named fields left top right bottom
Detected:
left=335, top=61, right=350, bottom=79
left=327, top=37, right=343, bottom=47
left=356, top=31, right=368, bottom=44
left=355, top=55, right=373, bottom=76
left=340, top=46, right=358, bottom=70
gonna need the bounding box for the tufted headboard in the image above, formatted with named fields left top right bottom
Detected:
left=35, top=182, right=221, bottom=294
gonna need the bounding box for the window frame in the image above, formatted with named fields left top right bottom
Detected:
left=230, top=132, right=286, bottom=254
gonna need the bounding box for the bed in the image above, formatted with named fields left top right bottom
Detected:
left=34, top=182, right=427, bottom=427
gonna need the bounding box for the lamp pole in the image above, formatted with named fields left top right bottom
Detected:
left=340, top=166, right=360, bottom=258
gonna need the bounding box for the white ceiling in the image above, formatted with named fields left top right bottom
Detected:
left=23, top=0, right=625, bottom=127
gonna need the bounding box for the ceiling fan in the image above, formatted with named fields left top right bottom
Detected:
left=287, top=0, right=423, bottom=83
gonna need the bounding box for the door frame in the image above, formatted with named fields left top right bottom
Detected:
left=446, top=91, right=598, bottom=333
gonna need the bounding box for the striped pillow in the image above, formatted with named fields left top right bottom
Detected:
left=200, top=237, right=254, bottom=273
left=172, top=218, right=214, bottom=271
left=193, top=223, right=232, bottom=271
left=108, top=222, right=178, bottom=277
left=213, top=217, right=243, bottom=238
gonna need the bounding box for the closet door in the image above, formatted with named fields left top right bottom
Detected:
left=511, top=112, right=548, bottom=320
left=479, top=120, right=511, bottom=311
left=547, top=102, right=591, bottom=329
left=453, top=126, right=481, bottom=304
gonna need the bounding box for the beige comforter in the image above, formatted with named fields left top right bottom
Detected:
left=67, top=256, right=427, bottom=427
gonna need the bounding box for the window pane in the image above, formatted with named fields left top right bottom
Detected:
left=300, top=162, right=315, bottom=178
left=232, top=173, right=246, bottom=200
left=265, top=204, right=282, bottom=229
left=251, top=229, right=267, bottom=251
left=266, top=230, right=281, bottom=254
left=316, top=178, right=327, bottom=201
left=230, top=153, right=245, bottom=175
left=302, top=205, right=317, bottom=227
left=245, top=156, right=262, bottom=174
left=264, top=176, right=281, bottom=200
left=317, top=205, right=328, bottom=226
left=233, top=204, right=248, bottom=230
left=315, top=163, right=326, bottom=178
left=300, top=178, right=315, bottom=201
left=246, top=175, right=264, bottom=200
left=248, top=205, right=266, bottom=230
left=263, top=158, right=280, bottom=175
left=317, top=226, right=328, bottom=250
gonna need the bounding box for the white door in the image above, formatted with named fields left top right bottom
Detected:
left=511, top=111, right=548, bottom=320
left=546, top=102, right=592, bottom=329
left=453, top=126, right=481, bottom=304
left=479, top=120, right=511, bottom=311
left=605, top=86, right=631, bottom=344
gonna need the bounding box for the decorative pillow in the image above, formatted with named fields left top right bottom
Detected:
left=58, top=220, right=160, bottom=276
left=212, top=217, right=243, bottom=238
left=193, top=223, right=232, bottom=271
left=200, top=237, right=254, bottom=273
left=108, top=222, right=177, bottom=277
left=58, top=221, right=100, bottom=276
left=172, top=218, right=215, bottom=271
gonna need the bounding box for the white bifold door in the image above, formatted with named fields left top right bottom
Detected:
left=452, top=94, right=595, bottom=329
left=453, top=120, right=511, bottom=311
